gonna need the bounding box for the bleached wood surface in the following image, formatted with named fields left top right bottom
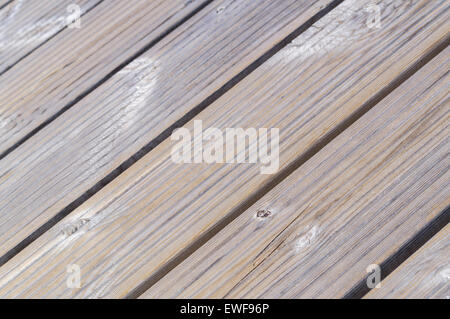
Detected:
left=142, top=48, right=449, bottom=298
left=0, top=0, right=101, bottom=74
left=366, top=225, right=449, bottom=299
left=0, top=0, right=334, bottom=264
left=0, top=0, right=447, bottom=298
left=0, top=0, right=208, bottom=154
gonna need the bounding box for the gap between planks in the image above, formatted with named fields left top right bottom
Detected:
left=0, top=0, right=447, bottom=298
left=0, top=0, right=213, bottom=159
left=141, top=47, right=450, bottom=298
left=345, top=206, right=450, bottom=298
left=0, top=0, right=103, bottom=75
left=0, top=1, right=14, bottom=11
left=364, top=221, right=450, bottom=299
left=0, top=0, right=341, bottom=265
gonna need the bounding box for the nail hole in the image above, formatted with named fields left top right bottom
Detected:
left=256, top=209, right=271, bottom=219
left=61, top=218, right=90, bottom=237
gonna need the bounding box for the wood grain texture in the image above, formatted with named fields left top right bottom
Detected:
left=0, top=0, right=447, bottom=299
left=141, top=48, right=450, bottom=299
left=0, top=0, right=101, bottom=74
left=0, top=0, right=335, bottom=264
left=0, top=0, right=208, bottom=154
left=365, top=225, right=449, bottom=299
left=0, top=1, right=11, bottom=8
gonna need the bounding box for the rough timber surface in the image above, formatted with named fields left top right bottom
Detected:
left=0, top=0, right=335, bottom=265
left=0, top=0, right=447, bottom=299
left=366, top=224, right=450, bottom=299
left=0, top=0, right=101, bottom=74
left=141, top=48, right=450, bottom=298
left=0, top=0, right=209, bottom=154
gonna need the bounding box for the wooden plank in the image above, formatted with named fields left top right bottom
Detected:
left=365, top=225, right=449, bottom=299
left=0, top=1, right=11, bottom=8
left=0, top=0, right=101, bottom=73
left=141, top=48, right=450, bottom=298
left=0, top=0, right=336, bottom=262
left=0, top=0, right=448, bottom=298
left=0, top=0, right=210, bottom=154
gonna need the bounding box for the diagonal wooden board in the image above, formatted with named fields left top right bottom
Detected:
left=0, top=1, right=11, bottom=8
left=0, top=0, right=210, bottom=153
left=0, top=0, right=101, bottom=74
left=365, top=224, right=449, bottom=299
left=0, top=0, right=447, bottom=298
left=142, top=47, right=450, bottom=299
left=0, top=0, right=336, bottom=263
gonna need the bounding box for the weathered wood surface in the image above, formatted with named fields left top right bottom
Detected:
left=141, top=48, right=450, bottom=298
left=0, top=0, right=446, bottom=299
left=0, top=0, right=209, bottom=154
left=0, top=1, right=11, bottom=9
left=0, top=0, right=335, bottom=263
left=0, top=0, right=101, bottom=74
left=366, top=225, right=449, bottom=299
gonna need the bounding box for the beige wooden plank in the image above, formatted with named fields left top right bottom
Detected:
left=365, top=224, right=449, bottom=299
left=0, top=1, right=11, bottom=8
left=0, top=0, right=209, bottom=153
left=0, top=0, right=448, bottom=299
left=142, top=48, right=450, bottom=298
left=0, top=0, right=101, bottom=73
left=0, top=0, right=335, bottom=263
left=0, top=0, right=12, bottom=11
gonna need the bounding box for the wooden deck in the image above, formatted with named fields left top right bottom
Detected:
left=0, top=0, right=448, bottom=299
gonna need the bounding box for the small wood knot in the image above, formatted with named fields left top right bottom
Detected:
left=61, top=218, right=90, bottom=237
left=256, top=209, right=271, bottom=218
